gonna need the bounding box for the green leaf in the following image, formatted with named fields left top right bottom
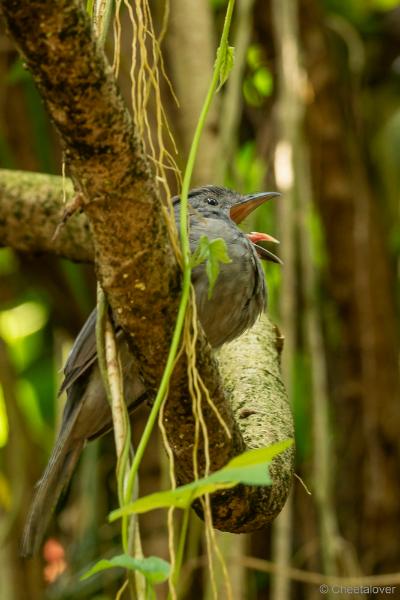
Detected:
left=110, top=478, right=236, bottom=519
left=190, top=235, right=211, bottom=268
left=81, top=554, right=170, bottom=585
left=226, top=439, right=293, bottom=468
left=190, top=235, right=231, bottom=299
left=206, top=440, right=293, bottom=486
left=110, top=440, right=292, bottom=521
left=216, top=43, right=235, bottom=91
left=205, top=238, right=231, bottom=298
left=209, top=464, right=271, bottom=486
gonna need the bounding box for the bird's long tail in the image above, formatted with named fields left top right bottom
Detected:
left=21, top=426, right=84, bottom=558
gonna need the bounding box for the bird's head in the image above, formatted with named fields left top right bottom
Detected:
left=175, top=185, right=282, bottom=264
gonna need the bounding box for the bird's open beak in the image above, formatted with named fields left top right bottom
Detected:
left=247, top=232, right=283, bottom=264
left=230, top=192, right=282, bottom=264
left=229, top=191, right=280, bottom=224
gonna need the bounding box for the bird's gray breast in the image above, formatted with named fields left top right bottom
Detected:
left=189, top=215, right=266, bottom=347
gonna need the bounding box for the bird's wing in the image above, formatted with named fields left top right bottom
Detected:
left=58, top=308, right=99, bottom=396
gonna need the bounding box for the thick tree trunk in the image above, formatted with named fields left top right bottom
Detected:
left=0, top=0, right=179, bottom=390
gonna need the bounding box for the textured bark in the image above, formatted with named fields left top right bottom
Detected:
left=0, top=0, right=179, bottom=391
left=0, top=165, right=294, bottom=530
left=0, top=170, right=93, bottom=261
left=0, top=0, right=294, bottom=533
left=300, top=0, right=400, bottom=572
left=216, top=315, right=294, bottom=532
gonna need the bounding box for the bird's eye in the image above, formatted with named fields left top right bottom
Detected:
left=207, top=197, right=218, bottom=206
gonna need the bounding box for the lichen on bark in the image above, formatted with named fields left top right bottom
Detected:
left=0, top=0, right=294, bottom=532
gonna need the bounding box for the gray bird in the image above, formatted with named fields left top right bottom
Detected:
left=21, top=185, right=280, bottom=557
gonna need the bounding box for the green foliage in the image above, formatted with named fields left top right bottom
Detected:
left=216, top=43, right=235, bottom=91
left=81, top=554, right=170, bottom=585
left=252, top=68, right=273, bottom=97
left=228, top=141, right=267, bottom=193
left=243, top=44, right=273, bottom=107
left=113, top=479, right=236, bottom=516
left=0, top=301, right=48, bottom=342
left=110, top=440, right=292, bottom=519
left=0, top=270, right=59, bottom=439
left=190, top=235, right=232, bottom=299
left=227, top=439, right=292, bottom=466
left=0, top=301, right=52, bottom=411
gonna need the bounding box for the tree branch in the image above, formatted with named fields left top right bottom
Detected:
left=0, top=0, right=293, bottom=532
left=215, top=316, right=294, bottom=531
left=0, top=168, right=294, bottom=529
left=0, top=169, right=93, bottom=261
left=0, top=0, right=178, bottom=389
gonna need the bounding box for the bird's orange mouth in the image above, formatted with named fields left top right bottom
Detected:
left=247, top=232, right=279, bottom=245
left=246, top=231, right=282, bottom=264
left=229, top=192, right=282, bottom=264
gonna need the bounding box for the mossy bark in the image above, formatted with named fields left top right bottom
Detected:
left=0, top=0, right=294, bottom=532
left=0, top=170, right=93, bottom=261
left=0, top=0, right=178, bottom=390
left=213, top=315, right=294, bottom=531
